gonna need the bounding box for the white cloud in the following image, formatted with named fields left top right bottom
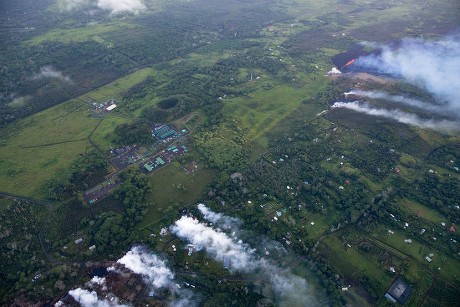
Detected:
left=32, top=66, right=71, bottom=82
left=97, top=0, right=146, bottom=14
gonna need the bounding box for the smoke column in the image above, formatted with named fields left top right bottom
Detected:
left=332, top=101, right=460, bottom=132
left=171, top=206, right=322, bottom=306
left=355, top=35, right=460, bottom=115
left=345, top=90, right=446, bottom=115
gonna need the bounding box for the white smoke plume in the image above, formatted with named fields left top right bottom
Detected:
left=197, top=203, right=241, bottom=228
left=68, top=288, right=128, bottom=307
left=97, top=0, right=146, bottom=14
left=171, top=216, right=256, bottom=271
left=116, top=246, right=174, bottom=289
left=171, top=210, right=322, bottom=306
left=345, top=90, right=446, bottom=115
left=56, top=0, right=146, bottom=14
left=332, top=101, right=460, bottom=132
left=355, top=36, right=460, bottom=114
left=32, top=66, right=71, bottom=82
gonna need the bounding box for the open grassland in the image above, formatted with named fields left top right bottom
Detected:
left=0, top=100, right=98, bottom=197
left=221, top=77, right=327, bottom=144
left=26, top=22, right=138, bottom=46
left=79, top=67, right=159, bottom=103
left=138, top=163, right=216, bottom=229
left=0, top=68, right=161, bottom=198
left=320, top=235, right=392, bottom=292
left=90, top=115, right=132, bottom=152
left=399, top=199, right=447, bottom=224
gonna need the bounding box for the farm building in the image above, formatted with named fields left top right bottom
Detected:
left=385, top=278, right=412, bottom=304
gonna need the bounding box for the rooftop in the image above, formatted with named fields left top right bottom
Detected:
left=386, top=278, right=412, bottom=304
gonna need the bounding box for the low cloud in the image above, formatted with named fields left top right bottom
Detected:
left=56, top=0, right=146, bottom=14
left=32, top=66, right=71, bottom=83
left=332, top=101, right=460, bottom=132
left=97, top=0, right=146, bottom=14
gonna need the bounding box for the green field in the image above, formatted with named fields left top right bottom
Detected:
left=138, top=163, right=216, bottom=229
left=0, top=100, right=98, bottom=197
left=26, top=22, right=138, bottom=46
left=221, top=77, right=327, bottom=144
left=90, top=115, right=133, bottom=152
left=399, top=199, right=447, bottom=224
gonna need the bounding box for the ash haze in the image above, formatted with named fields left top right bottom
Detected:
left=356, top=35, right=460, bottom=116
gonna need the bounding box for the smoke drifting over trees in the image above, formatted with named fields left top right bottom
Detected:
left=356, top=35, right=460, bottom=116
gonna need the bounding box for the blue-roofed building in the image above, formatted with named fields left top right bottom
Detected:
left=223, top=257, right=230, bottom=269
left=385, top=278, right=412, bottom=304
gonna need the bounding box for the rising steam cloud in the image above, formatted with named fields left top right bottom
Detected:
left=59, top=246, right=197, bottom=307
left=332, top=101, right=460, bottom=132
left=171, top=205, right=322, bottom=306
left=68, top=288, right=127, bottom=307
left=56, top=0, right=146, bottom=14
left=356, top=35, right=460, bottom=114
left=115, top=246, right=175, bottom=289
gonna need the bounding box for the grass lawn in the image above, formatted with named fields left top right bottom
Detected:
left=138, top=163, right=216, bottom=229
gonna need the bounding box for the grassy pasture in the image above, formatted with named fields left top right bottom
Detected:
left=0, top=100, right=98, bottom=197
left=26, top=22, right=138, bottom=46
left=79, top=67, right=158, bottom=103
left=398, top=199, right=447, bottom=224
left=90, top=115, right=133, bottom=152
left=138, top=163, right=216, bottom=229
left=0, top=68, right=160, bottom=198
left=221, top=78, right=326, bottom=144
left=319, top=235, right=392, bottom=294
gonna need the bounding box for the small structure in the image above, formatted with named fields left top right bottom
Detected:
left=425, top=256, right=433, bottom=263
left=385, top=278, right=412, bottom=304
left=75, top=238, right=83, bottom=244
left=404, top=239, right=412, bottom=244
left=106, top=104, right=117, bottom=111
left=89, top=245, right=96, bottom=251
